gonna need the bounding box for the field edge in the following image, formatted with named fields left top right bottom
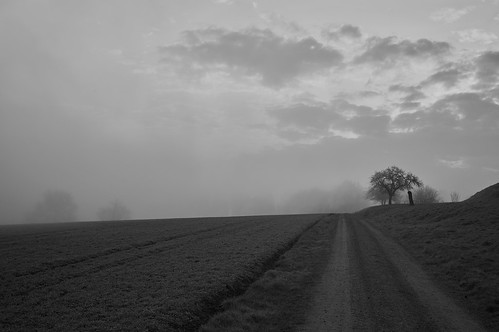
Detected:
left=199, top=214, right=338, bottom=331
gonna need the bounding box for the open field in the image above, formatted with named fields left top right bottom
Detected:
left=0, top=214, right=323, bottom=331
left=1, top=183, right=498, bottom=331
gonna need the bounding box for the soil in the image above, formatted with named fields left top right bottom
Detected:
left=297, top=215, right=485, bottom=331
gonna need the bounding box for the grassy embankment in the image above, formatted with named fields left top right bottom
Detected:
left=0, top=214, right=323, bottom=331
left=356, top=183, right=499, bottom=330
left=200, top=214, right=338, bottom=331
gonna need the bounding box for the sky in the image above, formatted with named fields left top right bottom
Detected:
left=1, top=0, right=499, bottom=223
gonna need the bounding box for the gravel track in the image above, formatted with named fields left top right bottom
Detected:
left=300, top=215, right=485, bottom=331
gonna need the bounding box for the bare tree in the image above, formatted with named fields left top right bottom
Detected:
left=365, top=186, right=403, bottom=205
left=450, top=191, right=460, bottom=203
left=27, top=190, right=78, bottom=223
left=97, top=201, right=132, bottom=221
left=413, top=185, right=441, bottom=204
left=368, top=166, right=423, bottom=205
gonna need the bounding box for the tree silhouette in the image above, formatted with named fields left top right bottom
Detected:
left=27, top=190, right=78, bottom=223
left=97, top=201, right=132, bottom=221
left=366, top=186, right=403, bottom=205
left=368, top=166, right=422, bottom=205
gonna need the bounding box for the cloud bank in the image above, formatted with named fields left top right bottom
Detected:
left=1, top=1, right=498, bottom=224
left=161, top=27, right=343, bottom=86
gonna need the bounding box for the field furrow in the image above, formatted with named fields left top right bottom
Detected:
left=0, top=214, right=323, bottom=331
left=0, top=217, right=247, bottom=275
left=4, top=219, right=252, bottom=277
left=2, top=219, right=267, bottom=297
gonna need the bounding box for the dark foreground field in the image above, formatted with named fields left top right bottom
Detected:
left=1, top=183, right=498, bottom=331
left=0, top=214, right=323, bottom=331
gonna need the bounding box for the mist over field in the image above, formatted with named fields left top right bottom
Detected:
left=1, top=0, right=499, bottom=224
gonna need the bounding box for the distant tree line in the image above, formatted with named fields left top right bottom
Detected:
left=26, top=190, right=132, bottom=223
left=97, top=201, right=132, bottom=221
left=26, top=190, right=78, bottom=223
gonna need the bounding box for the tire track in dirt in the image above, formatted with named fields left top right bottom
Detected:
left=298, top=215, right=350, bottom=331
left=299, top=214, right=485, bottom=331
left=3, top=220, right=266, bottom=297
left=9, top=220, right=251, bottom=278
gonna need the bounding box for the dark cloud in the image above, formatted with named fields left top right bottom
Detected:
left=358, top=90, right=380, bottom=98
left=343, top=114, right=391, bottom=137
left=270, top=102, right=340, bottom=131
left=330, top=99, right=383, bottom=116
left=339, top=25, right=362, bottom=39
left=398, top=101, right=421, bottom=111
left=322, top=24, right=362, bottom=40
left=474, top=51, right=499, bottom=88
left=161, top=27, right=343, bottom=86
left=421, top=68, right=462, bottom=88
left=404, top=91, right=425, bottom=103
left=391, top=110, right=459, bottom=132
left=392, top=92, right=499, bottom=133
left=269, top=100, right=389, bottom=139
left=488, top=85, right=499, bottom=99
left=432, top=93, right=499, bottom=129
left=389, top=84, right=425, bottom=103
left=354, top=37, right=451, bottom=64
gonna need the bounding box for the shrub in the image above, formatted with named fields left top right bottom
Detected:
left=413, top=185, right=441, bottom=204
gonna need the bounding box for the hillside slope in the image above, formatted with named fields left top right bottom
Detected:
left=356, top=183, right=499, bottom=330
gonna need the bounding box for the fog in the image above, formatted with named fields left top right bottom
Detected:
left=1, top=1, right=497, bottom=224
left=0, top=1, right=363, bottom=224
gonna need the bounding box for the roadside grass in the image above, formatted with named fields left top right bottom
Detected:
left=356, top=183, right=499, bottom=330
left=200, top=214, right=338, bottom=331
left=0, top=214, right=323, bottom=331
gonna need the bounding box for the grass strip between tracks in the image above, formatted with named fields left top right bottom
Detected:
left=199, top=214, right=338, bottom=332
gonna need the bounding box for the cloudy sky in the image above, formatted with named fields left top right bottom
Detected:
left=1, top=0, right=499, bottom=223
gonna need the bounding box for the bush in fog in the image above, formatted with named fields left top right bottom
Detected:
left=331, top=181, right=369, bottom=212
left=450, top=191, right=460, bottom=203
left=282, top=181, right=368, bottom=214
left=229, top=194, right=276, bottom=216
left=413, top=185, right=441, bottom=204
left=97, top=201, right=132, bottom=221
left=26, top=190, right=78, bottom=223
left=282, top=188, right=332, bottom=214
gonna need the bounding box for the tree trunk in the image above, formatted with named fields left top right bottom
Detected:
left=408, top=191, right=414, bottom=205
left=388, top=194, right=392, bottom=205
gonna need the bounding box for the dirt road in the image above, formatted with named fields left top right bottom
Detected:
left=299, top=215, right=485, bottom=331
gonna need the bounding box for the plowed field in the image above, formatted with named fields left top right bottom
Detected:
left=0, top=214, right=323, bottom=331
